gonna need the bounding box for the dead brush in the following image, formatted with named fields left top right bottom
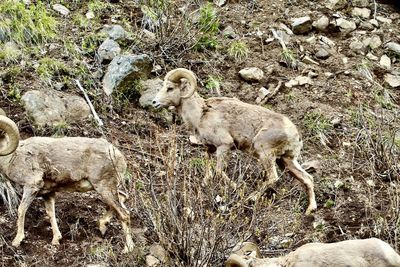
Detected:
left=132, top=127, right=268, bottom=267
left=351, top=105, right=400, bottom=249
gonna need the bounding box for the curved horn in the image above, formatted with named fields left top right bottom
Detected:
left=0, top=108, right=6, bottom=116
left=233, top=242, right=261, bottom=258
left=0, top=115, right=20, bottom=156
left=226, top=254, right=249, bottom=267
left=164, top=68, right=197, bottom=99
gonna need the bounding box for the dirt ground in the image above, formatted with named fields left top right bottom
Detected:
left=0, top=0, right=399, bottom=266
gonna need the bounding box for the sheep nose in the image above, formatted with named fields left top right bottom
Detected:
left=152, top=100, right=157, bottom=105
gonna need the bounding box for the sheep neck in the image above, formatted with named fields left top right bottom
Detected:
left=0, top=153, right=14, bottom=175
left=178, top=93, right=205, bottom=131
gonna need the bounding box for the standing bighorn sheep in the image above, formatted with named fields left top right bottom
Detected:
left=0, top=114, right=134, bottom=252
left=152, top=68, right=317, bottom=213
left=226, top=239, right=400, bottom=267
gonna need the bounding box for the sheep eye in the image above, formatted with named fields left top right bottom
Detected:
left=167, top=87, right=174, bottom=92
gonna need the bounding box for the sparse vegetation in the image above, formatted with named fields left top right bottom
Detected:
left=281, top=48, right=298, bottom=69
left=228, top=40, right=249, bottom=62
left=37, top=57, right=70, bottom=83
left=0, top=0, right=57, bottom=45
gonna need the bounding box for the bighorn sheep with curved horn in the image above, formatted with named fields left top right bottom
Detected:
left=0, top=113, right=134, bottom=252
left=226, top=239, right=400, bottom=267
left=152, top=68, right=317, bottom=214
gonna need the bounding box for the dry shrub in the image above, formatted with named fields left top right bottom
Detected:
left=131, top=127, right=269, bottom=266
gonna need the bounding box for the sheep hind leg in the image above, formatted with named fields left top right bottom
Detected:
left=282, top=156, right=317, bottom=214
left=215, top=144, right=237, bottom=189
left=12, top=186, right=39, bottom=247
left=98, top=190, right=127, bottom=236
left=43, top=192, right=62, bottom=245
left=96, top=187, right=134, bottom=253
left=248, top=152, right=279, bottom=202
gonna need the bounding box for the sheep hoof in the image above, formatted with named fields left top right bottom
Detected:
left=305, top=205, right=317, bottom=215
left=12, top=237, right=23, bottom=248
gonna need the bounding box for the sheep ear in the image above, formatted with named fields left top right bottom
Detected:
left=226, top=254, right=249, bottom=267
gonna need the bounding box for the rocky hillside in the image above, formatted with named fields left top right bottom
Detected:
left=0, top=0, right=399, bottom=266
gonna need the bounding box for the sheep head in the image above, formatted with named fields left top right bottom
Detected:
left=226, top=242, right=281, bottom=267
left=152, top=68, right=197, bottom=108
left=0, top=113, right=20, bottom=156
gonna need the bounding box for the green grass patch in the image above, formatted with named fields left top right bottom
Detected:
left=0, top=0, right=58, bottom=45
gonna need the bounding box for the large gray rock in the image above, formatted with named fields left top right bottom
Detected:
left=101, top=25, right=127, bottom=41
left=292, top=16, right=313, bottom=34
left=102, top=54, right=153, bottom=96
left=21, top=90, right=90, bottom=126
left=239, top=67, right=264, bottom=82
left=98, top=38, right=121, bottom=62
left=139, top=78, right=163, bottom=108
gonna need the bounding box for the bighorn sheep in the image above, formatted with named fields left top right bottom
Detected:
left=0, top=114, right=134, bottom=252
left=152, top=68, right=317, bottom=214
left=226, top=239, right=400, bottom=267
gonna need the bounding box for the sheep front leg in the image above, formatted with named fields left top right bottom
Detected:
left=216, top=144, right=237, bottom=189
left=43, top=193, right=62, bottom=245
left=12, top=186, right=39, bottom=247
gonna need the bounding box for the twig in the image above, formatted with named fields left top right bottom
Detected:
left=373, top=0, right=377, bottom=20
left=75, top=79, right=104, bottom=127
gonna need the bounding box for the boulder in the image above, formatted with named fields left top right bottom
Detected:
left=102, top=54, right=153, bottom=96
left=21, top=90, right=90, bottom=126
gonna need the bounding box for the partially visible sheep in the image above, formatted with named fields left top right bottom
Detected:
left=226, top=239, right=400, bottom=267
left=152, top=68, right=317, bottom=213
left=0, top=114, right=134, bottom=252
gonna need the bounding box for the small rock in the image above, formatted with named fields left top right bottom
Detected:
left=189, top=135, right=202, bottom=145
left=142, top=29, right=156, bottom=41
left=366, top=180, right=375, bottom=187
left=351, top=7, right=371, bottom=19
left=369, top=19, right=379, bottom=27
left=352, top=0, right=369, bottom=7
left=313, top=16, right=330, bottom=31
left=331, top=117, right=341, bottom=126
left=302, top=160, right=321, bottom=172
left=376, top=16, right=392, bottom=24
left=380, top=55, right=391, bottom=70
left=52, top=4, right=70, bottom=16
left=315, top=48, right=331, bottom=59
left=291, top=16, right=313, bottom=34
left=366, top=53, right=379, bottom=61
left=319, top=36, right=336, bottom=47
left=285, top=79, right=299, bottom=88
left=86, top=263, right=109, bottom=267
left=349, top=40, right=365, bottom=53
left=222, top=25, right=237, bottom=38
left=255, top=87, right=270, bottom=103
left=359, top=21, right=375, bottom=30
left=306, top=36, right=316, bottom=44
left=214, top=0, right=227, bottom=6
left=362, top=35, right=382, bottom=50
left=302, top=56, right=319, bottom=65
left=336, top=18, right=357, bottom=32
left=149, top=244, right=168, bottom=263
left=101, top=24, right=127, bottom=41
left=385, top=42, right=400, bottom=55
left=86, top=11, right=95, bottom=19
left=326, top=0, right=347, bottom=10
left=139, top=78, right=163, bottom=108
left=239, top=67, right=264, bottom=82
left=342, top=57, right=348, bottom=64
left=103, top=54, right=153, bottom=96
left=325, top=72, right=334, bottom=78
left=384, top=74, right=400, bottom=88
left=146, top=255, right=160, bottom=267
left=295, top=76, right=313, bottom=85
left=98, top=39, right=121, bottom=62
